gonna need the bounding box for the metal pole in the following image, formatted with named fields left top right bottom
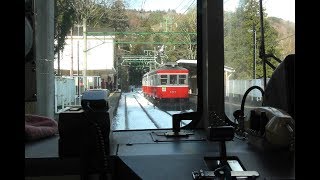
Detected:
left=252, top=25, right=256, bottom=80
left=254, top=28, right=256, bottom=80
left=83, top=18, right=87, bottom=90
left=70, top=28, right=73, bottom=77
left=57, top=40, right=60, bottom=76
left=252, top=26, right=255, bottom=80
left=165, top=17, right=168, bottom=32
left=117, top=57, right=120, bottom=90
left=77, top=41, right=80, bottom=96
left=259, top=0, right=267, bottom=88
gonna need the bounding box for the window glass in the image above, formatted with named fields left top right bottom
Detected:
left=54, top=0, right=198, bottom=130
left=223, top=0, right=295, bottom=124
left=170, top=75, right=178, bottom=85
left=179, top=75, right=187, bottom=85
left=160, top=75, right=168, bottom=85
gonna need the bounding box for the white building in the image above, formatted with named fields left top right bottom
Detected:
left=176, top=59, right=235, bottom=95
left=54, top=35, right=116, bottom=89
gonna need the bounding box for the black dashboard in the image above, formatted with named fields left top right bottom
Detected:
left=25, top=129, right=294, bottom=179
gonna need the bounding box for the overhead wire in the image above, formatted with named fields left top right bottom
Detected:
left=174, top=0, right=187, bottom=12
left=125, top=0, right=197, bottom=61
left=167, top=0, right=196, bottom=47
left=265, top=34, right=295, bottom=48
left=275, top=34, right=295, bottom=44
left=176, top=0, right=194, bottom=13
left=141, top=0, right=146, bottom=10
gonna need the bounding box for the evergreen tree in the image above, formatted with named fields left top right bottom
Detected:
left=109, top=0, right=129, bottom=32
left=224, top=0, right=280, bottom=79
left=166, top=6, right=197, bottom=62
left=54, top=0, right=76, bottom=55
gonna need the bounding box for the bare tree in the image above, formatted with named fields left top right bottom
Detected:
left=70, top=0, right=111, bottom=89
left=71, top=0, right=111, bottom=25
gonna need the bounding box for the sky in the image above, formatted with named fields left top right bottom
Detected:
left=224, top=0, right=295, bottom=22
left=128, top=0, right=197, bottom=13
left=127, top=0, right=295, bottom=23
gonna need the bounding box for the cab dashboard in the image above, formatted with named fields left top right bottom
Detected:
left=25, top=0, right=295, bottom=179
left=25, top=128, right=294, bottom=179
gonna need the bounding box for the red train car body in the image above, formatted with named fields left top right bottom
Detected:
left=142, top=63, right=189, bottom=102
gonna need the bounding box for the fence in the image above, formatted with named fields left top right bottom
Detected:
left=54, top=76, right=77, bottom=113
left=226, top=78, right=269, bottom=100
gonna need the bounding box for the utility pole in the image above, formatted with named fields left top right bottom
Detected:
left=259, top=0, right=267, bottom=88
left=163, top=16, right=173, bottom=32
left=75, top=24, right=82, bottom=95
left=252, top=25, right=256, bottom=80
left=117, top=56, right=120, bottom=91
left=77, top=40, right=80, bottom=96
left=57, top=40, right=60, bottom=76
left=249, top=26, right=257, bottom=80
left=70, top=28, right=73, bottom=77
left=153, top=47, right=156, bottom=70
left=83, top=18, right=87, bottom=90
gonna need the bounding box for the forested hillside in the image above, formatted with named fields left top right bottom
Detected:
left=268, top=17, right=295, bottom=60
left=55, top=0, right=294, bottom=84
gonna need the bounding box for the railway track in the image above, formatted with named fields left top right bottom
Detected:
left=132, top=95, right=161, bottom=128
left=122, top=92, right=192, bottom=130
left=160, top=110, right=188, bottom=126
left=136, top=92, right=190, bottom=126
left=123, top=93, right=162, bottom=129
left=137, top=91, right=190, bottom=126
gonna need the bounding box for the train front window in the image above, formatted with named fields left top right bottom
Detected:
left=52, top=0, right=198, bottom=131
left=223, top=0, right=295, bottom=123
left=179, top=75, right=187, bottom=85
left=170, top=75, right=178, bottom=85
left=160, top=75, right=168, bottom=85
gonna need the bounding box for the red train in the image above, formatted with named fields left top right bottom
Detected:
left=142, top=63, right=189, bottom=105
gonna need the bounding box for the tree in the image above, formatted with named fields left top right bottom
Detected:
left=267, top=17, right=295, bottom=60
left=153, top=6, right=197, bottom=62
left=174, top=6, right=197, bottom=60
left=54, top=0, right=76, bottom=55
left=224, top=0, right=280, bottom=79
left=54, top=0, right=77, bottom=76
left=109, top=0, right=129, bottom=32
left=71, top=0, right=109, bottom=27
left=70, top=0, right=110, bottom=88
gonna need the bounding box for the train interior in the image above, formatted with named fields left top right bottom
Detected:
left=24, top=0, right=295, bottom=179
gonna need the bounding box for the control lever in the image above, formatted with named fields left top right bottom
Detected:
left=192, top=126, right=259, bottom=179
left=208, top=126, right=234, bottom=164
left=192, top=169, right=259, bottom=179
left=165, top=112, right=196, bottom=137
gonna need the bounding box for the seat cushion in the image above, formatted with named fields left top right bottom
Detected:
left=25, top=114, right=58, bottom=141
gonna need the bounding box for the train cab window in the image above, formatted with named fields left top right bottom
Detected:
left=160, top=75, right=168, bottom=85
left=169, top=75, right=178, bottom=85
left=49, top=0, right=199, bottom=131
left=178, top=75, right=187, bottom=85
left=223, top=0, right=295, bottom=122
